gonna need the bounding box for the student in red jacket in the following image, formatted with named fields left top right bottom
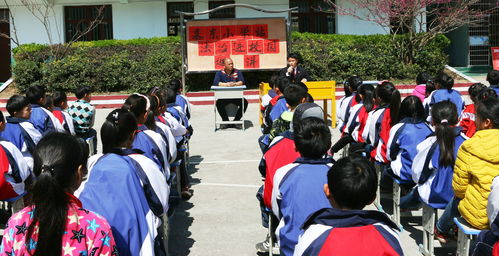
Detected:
left=294, top=156, right=402, bottom=256
left=460, top=83, right=487, bottom=137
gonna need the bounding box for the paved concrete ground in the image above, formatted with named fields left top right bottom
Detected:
left=91, top=103, right=460, bottom=256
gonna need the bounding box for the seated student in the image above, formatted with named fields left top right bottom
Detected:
left=471, top=176, right=499, bottom=256
left=147, top=94, right=177, bottom=164
left=411, top=71, right=432, bottom=103
left=400, top=102, right=467, bottom=241
left=294, top=156, right=403, bottom=256
left=262, top=77, right=290, bottom=134
left=68, top=86, right=97, bottom=154
left=269, top=84, right=308, bottom=140
left=0, top=111, right=32, bottom=201
left=487, top=70, right=499, bottom=96
left=337, top=76, right=362, bottom=134
left=271, top=117, right=333, bottom=256
left=451, top=96, right=499, bottom=232
left=460, top=83, right=488, bottom=138
left=386, top=96, right=432, bottom=184
left=51, top=91, right=76, bottom=135
left=256, top=103, right=325, bottom=253
left=124, top=94, right=169, bottom=175
left=169, top=79, right=192, bottom=120
left=1, top=132, right=117, bottom=255
left=362, top=81, right=401, bottom=163
left=336, top=82, right=353, bottom=129
left=330, top=84, right=375, bottom=155
left=0, top=95, right=42, bottom=171
left=43, top=94, right=54, bottom=112
left=26, top=85, right=64, bottom=134
left=428, top=71, right=465, bottom=117
left=269, top=81, right=309, bottom=124
left=76, top=109, right=169, bottom=256
left=422, top=80, right=436, bottom=116
left=261, top=74, right=279, bottom=112
left=165, top=88, right=192, bottom=136
left=156, top=88, right=188, bottom=140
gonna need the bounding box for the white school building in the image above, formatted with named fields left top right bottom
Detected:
left=0, top=0, right=498, bottom=82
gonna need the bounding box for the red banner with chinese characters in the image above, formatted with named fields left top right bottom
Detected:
left=186, top=18, right=287, bottom=72
left=492, top=47, right=499, bottom=71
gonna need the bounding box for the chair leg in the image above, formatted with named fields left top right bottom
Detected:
left=268, top=212, right=273, bottom=256
left=393, top=181, right=400, bottom=226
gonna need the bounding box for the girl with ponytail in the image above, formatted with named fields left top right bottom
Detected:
left=1, top=133, right=116, bottom=256
left=123, top=94, right=170, bottom=174
left=76, top=108, right=170, bottom=255
left=429, top=71, right=465, bottom=118
left=147, top=94, right=177, bottom=163
left=362, top=81, right=401, bottom=163
left=330, top=83, right=375, bottom=154
left=400, top=101, right=467, bottom=242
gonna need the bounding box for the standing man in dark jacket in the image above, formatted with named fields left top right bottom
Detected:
left=279, top=53, right=311, bottom=84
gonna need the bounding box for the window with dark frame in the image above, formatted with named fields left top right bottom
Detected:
left=0, top=9, right=8, bottom=22
left=290, top=0, right=335, bottom=34
left=209, top=0, right=235, bottom=19
left=168, top=2, right=194, bottom=36
left=64, top=5, right=113, bottom=43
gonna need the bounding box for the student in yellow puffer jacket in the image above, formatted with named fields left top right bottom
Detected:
left=453, top=91, right=499, bottom=230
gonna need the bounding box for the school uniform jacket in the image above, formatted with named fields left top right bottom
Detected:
left=362, top=105, right=393, bottom=162
left=175, top=94, right=191, bottom=119
left=270, top=98, right=288, bottom=122
left=411, top=128, right=467, bottom=209
left=345, top=103, right=374, bottom=143
left=0, top=117, right=42, bottom=170
left=429, top=89, right=465, bottom=117
left=259, top=132, right=301, bottom=209
left=167, top=103, right=190, bottom=130
left=0, top=139, right=31, bottom=200
left=52, top=107, right=76, bottom=135
left=337, top=94, right=358, bottom=133
left=76, top=149, right=169, bottom=256
left=29, top=104, right=65, bottom=134
left=272, top=158, right=334, bottom=256
left=387, top=118, right=433, bottom=183
left=459, top=104, right=477, bottom=138
left=155, top=121, right=177, bottom=163
left=294, top=208, right=403, bottom=256
left=159, top=113, right=187, bottom=140
left=133, top=125, right=170, bottom=175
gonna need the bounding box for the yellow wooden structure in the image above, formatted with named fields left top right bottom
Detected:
left=259, top=81, right=336, bottom=128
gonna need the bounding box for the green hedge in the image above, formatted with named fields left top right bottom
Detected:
left=13, top=33, right=449, bottom=93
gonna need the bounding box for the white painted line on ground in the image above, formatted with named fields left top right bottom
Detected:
left=191, top=182, right=260, bottom=188
left=190, top=159, right=260, bottom=165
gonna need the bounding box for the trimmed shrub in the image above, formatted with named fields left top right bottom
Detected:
left=12, top=33, right=449, bottom=93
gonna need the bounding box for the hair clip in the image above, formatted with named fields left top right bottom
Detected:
left=440, top=119, right=449, bottom=124
left=41, top=165, right=55, bottom=176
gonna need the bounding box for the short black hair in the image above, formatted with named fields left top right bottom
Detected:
left=6, top=95, right=29, bottom=116
left=165, top=88, right=177, bottom=104
left=25, top=85, right=46, bottom=104
left=487, top=70, right=499, bottom=85
left=399, top=96, right=425, bottom=121
left=426, top=81, right=436, bottom=95
left=44, top=94, right=54, bottom=109
left=284, top=84, right=307, bottom=108
left=435, top=71, right=454, bottom=90
left=294, top=117, right=331, bottom=158
left=468, top=83, right=487, bottom=100
left=306, top=93, right=314, bottom=103
left=169, top=79, right=182, bottom=92
left=75, top=86, right=92, bottom=99
left=477, top=97, right=499, bottom=129
left=346, top=75, right=363, bottom=92
left=327, top=156, right=377, bottom=210
left=287, top=53, right=300, bottom=62
left=269, top=74, right=279, bottom=89
left=416, top=72, right=432, bottom=85
left=52, top=91, right=67, bottom=107
left=277, top=76, right=290, bottom=93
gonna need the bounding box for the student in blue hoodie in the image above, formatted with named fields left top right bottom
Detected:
left=387, top=96, right=433, bottom=184
left=271, top=116, right=333, bottom=256
left=25, top=85, right=64, bottom=134
left=0, top=95, right=42, bottom=171
left=487, top=70, right=499, bottom=97
left=428, top=71, right=465, bottom=117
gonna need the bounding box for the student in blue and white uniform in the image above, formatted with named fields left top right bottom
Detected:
left=124, top=94, right=170, bottom=175
left=487, top=70, right=499, bottom=96
left=51, top=91, right=76, bottom=135
left=146, top=94, right=177, bottom=164
left=386, top=96, right=432, bottom=184
left=427, top=71, right=465, bottom=118
left=0, top=111, right=32, bottom=201
left=169, top=79, right=192, bottom=120
left=337, top=75, right=362, bottom=134
left=25, top=85, right=65, bottom=134
left=0, top=95, right=42, bottom=170
left=400, top=101, right=467, bottom=213
left=165, top=88, right=192, bottom=137
left=76, top=108, right=169, bottom=256
left=271, top=117, right=333, bottom=256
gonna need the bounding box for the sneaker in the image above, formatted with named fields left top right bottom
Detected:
left=434, top=227, right=450, bottom=243
left=255, top=238, right=270, bottom=253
